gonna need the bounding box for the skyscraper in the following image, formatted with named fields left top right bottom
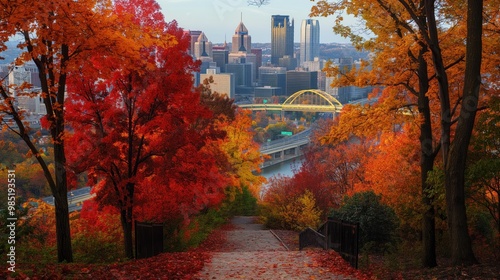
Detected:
left=299, top=19, right=320, bottom=66
left=194, top=32, right=212, bottom=59
left=232, top=21, right=252, bottom=54
left=271, top=15, right=294, bottom=65
left=229, top=19, right=256, bottom=86
left=183, top=30, right=202, bottom=58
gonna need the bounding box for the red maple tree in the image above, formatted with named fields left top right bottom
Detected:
left=65, top=6, right=227, bottom=258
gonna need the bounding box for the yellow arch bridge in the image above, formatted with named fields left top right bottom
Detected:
left=238, top=89, right=343, bottom=113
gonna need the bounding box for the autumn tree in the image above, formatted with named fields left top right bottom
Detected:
left=363, top=127, right=438, bottom=234
left=218, top=109, right=266, bottom=196
left=294, top=138, right=370, bottom=217
left=66, top=3, right=232, bottom=258
left=313, top=0, right=443, bottom=265
left=199, top=78, right=265, bottom=202
left=0, top=0, right=133, bottom=262
left=311, top=0, right=490, bottom=266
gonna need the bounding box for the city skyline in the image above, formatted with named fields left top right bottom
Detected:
left=158, top=0, right=353, bottom=44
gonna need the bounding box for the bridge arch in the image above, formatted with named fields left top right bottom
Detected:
left=282, top=89, right=343, bottom=112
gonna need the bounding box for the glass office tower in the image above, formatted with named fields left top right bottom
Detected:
left=299, top=19, right=320, bottom=66
left=271, top=15, right=294, bottom=65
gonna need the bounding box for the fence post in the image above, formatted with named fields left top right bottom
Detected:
left=135, top=222, right=163, bottom=259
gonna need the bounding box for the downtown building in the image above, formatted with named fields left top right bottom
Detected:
left=1, top=62, right=45, bottom=130
left=212, top=42, right=229, bottom=73
left=271, top=15, right=294, bottom=67
left=299, top=19, right=320, bottom=66
left=228, top=20, right=257, bottom=91
left=183, top=30, right=203, bottom=58
left=193, top=32, right=212, bottom=60
left=201, top=68, right=235, bottom=99
left=286, top=70, right=318, bottom=96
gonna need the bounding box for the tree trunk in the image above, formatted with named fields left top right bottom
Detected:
left=421, top=151, right=437, bottom=267
left=417, top=45, right=437, bottom=268
left=53, top=181, right=73, bottom=263
left=51, top=44, right=73, bottom=263
left=444, top=0, right=482, bottom=266
left=424, top=0, right=452, bottom=165
left=497, top=196, right=500, bottom=233
left=121, top=182, right=135, bottom=259
left=53, top=130, right=73, bottom=262
left=121, top=208, right=134, bottom=259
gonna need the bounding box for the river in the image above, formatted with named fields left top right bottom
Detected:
left=259, top=157, right=303, bottom=180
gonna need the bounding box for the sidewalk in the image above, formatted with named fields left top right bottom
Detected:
left=194, top=216, right=348, bottom=279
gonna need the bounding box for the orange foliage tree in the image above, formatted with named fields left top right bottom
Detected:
left=199, top=81, right=265, bottom=197
left=362, top=127, right=434, bottom=233
left=0, top=0, right=140, bottom=262
left=218, top=109, right=266, bottom=196
left=294, top=140, right=370, bottom=217
left=311, top=0, right=491, bottom=266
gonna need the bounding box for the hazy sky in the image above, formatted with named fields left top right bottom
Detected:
left=157, top=0, right=353, bottom=44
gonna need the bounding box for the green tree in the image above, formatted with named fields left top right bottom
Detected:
left=331, top=191, right=400, bottom=252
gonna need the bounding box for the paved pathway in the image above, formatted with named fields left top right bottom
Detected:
left=195, top=216, right=346, bottom=279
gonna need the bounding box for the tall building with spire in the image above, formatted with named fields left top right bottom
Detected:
left=183, top=30, right=202, bottom=57
left=194, top=32, right=212, bottom=59
left=228, top=18, right=257, bottom=87
left=271, top=15, right=294, bottom=66
left=299, top=19, right=320, bottom=66
left=231, top=20, right=252, bottom=54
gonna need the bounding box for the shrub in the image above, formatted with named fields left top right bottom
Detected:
left=164, top=207, right=230, bottom=252
left=72, top=230, right=125, bottom=263
left=331, top=191, right=400, bottom=252
left=71, top=201, right=124, bottom=263
left=261, top=190, right=321, bottom=231
left=227, top=186, right=258, bottom=216
left=259, top=203, right=284, bottom=229
left=281, top=190, right=321, bottom=231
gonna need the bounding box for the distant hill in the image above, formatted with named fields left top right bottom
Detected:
left=247, top=42, right=369, bottom=62
left=319, top=43, right=369, bottom=61
left=1, top=41, right=369, bottom=66
left=0, top=41, right=23, bottom=64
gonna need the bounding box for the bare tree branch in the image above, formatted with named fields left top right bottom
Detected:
left=247, top=0, right=270, bottom=7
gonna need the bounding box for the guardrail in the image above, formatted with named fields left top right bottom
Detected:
left=326, top=218, right=359, bottom=269
left=260, top=128, right=311, bottom=152
left=299, top=227, right=326, bottom=250
left=299, top=218, right=359, bottom=269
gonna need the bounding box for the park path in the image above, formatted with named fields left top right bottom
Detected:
left=194, top=216, right=346, bottom=279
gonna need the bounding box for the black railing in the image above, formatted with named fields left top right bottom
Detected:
left=327, top=218, right=359, bottom=269
left=299, top=218, right=359, bottom=268
left=135, top=221, right=164, bottom=259
left=299, top=227, right=326, bottom=250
